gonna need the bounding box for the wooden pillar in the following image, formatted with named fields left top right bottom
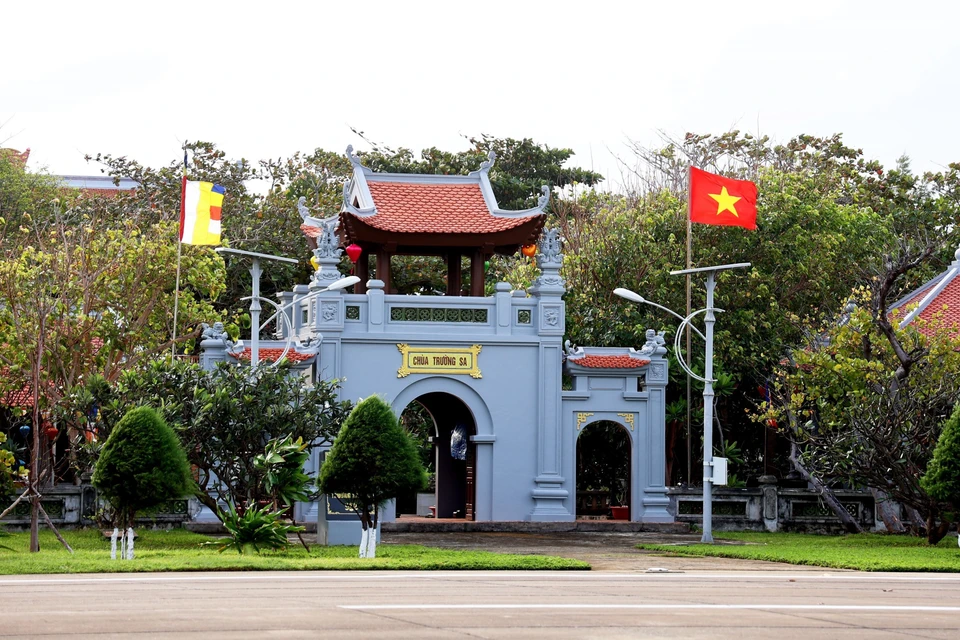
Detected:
left=376, top=251, right=392, bottom=293
left=355, top=249, right=369, bottom=294
left=446, top=251, right=461, bottom=296
left=470, top=250, right=484, bottom=297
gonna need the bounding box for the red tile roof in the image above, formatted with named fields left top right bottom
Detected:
left=892, top=263, right=960, bottom=338
left=909, top=276, right=960, bottom=337
left=229, top=347, right=314, bottom=364
left=571, top=355, right=651, bottom=369
left=2, top=385, right=35, bottom=408
left=356, top=181, right=538, bottom=235
left=300, top=223, right=323, bottom=239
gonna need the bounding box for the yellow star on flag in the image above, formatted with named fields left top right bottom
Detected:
left=708, top=186, right=742, bottom=217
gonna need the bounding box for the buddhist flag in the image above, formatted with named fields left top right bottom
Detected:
left=689, top=167, right=757, bottom=230
left=179, top=177, right=225, bottom=245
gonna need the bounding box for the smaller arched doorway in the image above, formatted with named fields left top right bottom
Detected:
left=398, top=392, right=477, bottom=520
left=576, top=421, right=632, bottom=520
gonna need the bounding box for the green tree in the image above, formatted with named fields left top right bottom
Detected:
left=59, top=359, right=351, bottom=517
left=770, top=297, right=960, bottom=543
left=318, top=396, right=426, bottom=558
left=92, top=406, right=193, bottom=557
left=0, top=431, right=24, bottom=497
left=921, top=403, right=960, bottom=515
left=506, top=131, right=960, bottom=490
left=0, top=157, right=222, bottom=552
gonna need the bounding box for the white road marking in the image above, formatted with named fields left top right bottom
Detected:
left=340, top=603, right=960, bottom=612
left=1, top=571, right=959, bottom=586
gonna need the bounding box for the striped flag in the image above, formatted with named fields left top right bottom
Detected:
left=179, top=177, right=225, bottom=245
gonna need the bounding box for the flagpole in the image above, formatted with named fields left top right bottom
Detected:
left=171, top=145, right=187, bottom=359
left=685, top=165, right=693, bottom=486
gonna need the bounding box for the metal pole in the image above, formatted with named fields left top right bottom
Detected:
left=249, top=258, right=262, bottom=368
left=171, top=240, right=183, bottom=359
left=686, top=169, right=693, bottom=486
left=701, top=271, right=716, bottom=544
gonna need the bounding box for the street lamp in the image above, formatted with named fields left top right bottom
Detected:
left=613, top=288, right=706, bottom=340
left=245, top=274, right=360, bottom=367
left=615, top=262, right=749, bottom=543
left=217, top=247, right=359, bottom=367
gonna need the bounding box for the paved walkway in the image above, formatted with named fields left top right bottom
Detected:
left=380, top=531, right=832, bottom=572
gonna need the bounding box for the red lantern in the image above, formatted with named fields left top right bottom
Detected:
left=521, top=244, right=537, bottom=258
left=345, top=244, right=363, bottom=264
left=44, top=427, right=59, bottom=441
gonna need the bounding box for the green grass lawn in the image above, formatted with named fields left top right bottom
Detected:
left=0, top=528, right=589, bottom=575
left=638, top=531, right=960, bottom=572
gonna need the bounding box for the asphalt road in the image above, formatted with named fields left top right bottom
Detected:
left=2, top=570, right=960, bottom=639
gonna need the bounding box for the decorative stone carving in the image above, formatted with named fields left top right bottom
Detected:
left=313, top=219, right=342, bottom=260
left=345, top=144, right=362, bottom=168
left=321, top=302, right=338, bottom=323
left=296, top=196, right=311, bottom=222
left=638, top=329, right=668, bottom=356
left=201, top=321, right=228, bottom=342
left=531, top=228, right=565, bottom=296
left=544, top=307, right=560, bottom=327
left=649, top=361, right=668, bottom=382
left=296, top=335, right=322, bottom=355
left=536, top=228, right=562, bottom=269
left=479, top=150, right=496, bottom=173
left=537, top=184, right=550, bottom=211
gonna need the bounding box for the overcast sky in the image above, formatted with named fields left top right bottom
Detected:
left=3, top=0, right=958, bottom=191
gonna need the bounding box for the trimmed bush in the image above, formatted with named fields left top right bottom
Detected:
left=92, top=406, right=193, bottom=527
left=318, top=396, right=426, bottom=556
left=921, top=403, right=960, bottom=508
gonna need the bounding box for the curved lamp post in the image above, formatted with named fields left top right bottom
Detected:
left=217, top=247, right=359, bottom=367
left=615, top=262, right=749, bottom=543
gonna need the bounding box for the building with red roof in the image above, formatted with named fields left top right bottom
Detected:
left=299, top=146, right=548, bottom=296
left=889, top=247, right=960, bottom=337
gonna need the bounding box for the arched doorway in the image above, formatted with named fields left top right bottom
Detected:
left=398, top=392, right=477, bottom=520
left=576, top=421, right=632, bottom=520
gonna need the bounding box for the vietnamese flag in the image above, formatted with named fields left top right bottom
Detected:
left=689, top=167, right=757, bottom=230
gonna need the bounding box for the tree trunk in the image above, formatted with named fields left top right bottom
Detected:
left=925, top=514, right=951, bottom=545
left=358, top=507, right=371, bottom=558
left=366, top=505, right=378, bottom=558
left=870, top=488, right=905, bottom=533
left=789, top=445, right=863, bottom=534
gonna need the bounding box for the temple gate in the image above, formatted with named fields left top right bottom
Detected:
left=200, top=149, right=672, bottom=538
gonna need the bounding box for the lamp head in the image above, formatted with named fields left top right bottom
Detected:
left=326, top=275, right=361, bottom=291
left=613, top=287, right=645, bottom=304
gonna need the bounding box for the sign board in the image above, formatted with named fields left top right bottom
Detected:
left=396, top=343, right=482, bottom=379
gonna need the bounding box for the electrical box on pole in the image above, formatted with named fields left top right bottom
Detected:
left=712, top=457, right=728, bottom=486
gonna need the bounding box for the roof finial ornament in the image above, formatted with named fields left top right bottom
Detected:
left=537, top=185, right=551, bottom=210
left=479, top=150, right=496, bottom=173
left=296, top=196, right=310, bottom=222
left=346, top=144, right=362, bottom=168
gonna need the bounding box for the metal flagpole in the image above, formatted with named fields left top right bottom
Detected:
left=685, top=166, right=693, bottom=486
left=171, top=145, right=187, bottom=359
